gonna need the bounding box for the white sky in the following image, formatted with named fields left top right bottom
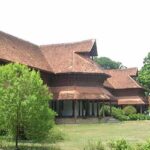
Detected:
left=0, top=0, right=150, bottom=69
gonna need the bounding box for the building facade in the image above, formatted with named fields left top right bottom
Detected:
left=0, top=31, right=148, bottom=120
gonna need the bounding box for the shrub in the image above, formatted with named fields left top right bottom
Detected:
left=108, top=139, right=132, bottom=150
left=123, top=106, right=137, bottom=116
left=99, top=105, right=110, bottom=117
left=99, top=105, right=150, bottom=121
left=128, top=113, right=150, bottom=120
left=111, top=107, right=129, bottom=121
left=47, top=128, right=65, bottom=143
left=83, top=140, right=106, bottom=150
left=136, top=139, right=150, bottom=150
left=99, top=105, right=128, bottom=121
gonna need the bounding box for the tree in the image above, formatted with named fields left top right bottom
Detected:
left=94, top=57, right=125, bottom=69
left=0, top=63, right=55, bottom=149
left=138, top=52, right=150, bottom=95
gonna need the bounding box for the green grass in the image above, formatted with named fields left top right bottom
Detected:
left=1, top=121, right=150, bottom=150
left=55, top=121, right=150, bottom=150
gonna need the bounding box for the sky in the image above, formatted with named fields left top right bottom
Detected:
left=0, top=0, right=150, bottom=69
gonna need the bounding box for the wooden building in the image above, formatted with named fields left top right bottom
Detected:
left=104, top=68, right=148, bottom=112
left=0, top=31, right=147, bottom=120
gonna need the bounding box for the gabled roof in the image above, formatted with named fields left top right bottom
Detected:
left=0, top=31, right=52, bottom=72
left=104, top=68, right=142, bottom=89
left=50, top=85, right=115, bottom=100
left=40, top=40, right=106, bottom=74
left=0, top=31, right=106, bottom=75
left=117, top=96, right=146, bottom=105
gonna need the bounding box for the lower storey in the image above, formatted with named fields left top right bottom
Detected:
left=50, top=100, right=147, bottom=118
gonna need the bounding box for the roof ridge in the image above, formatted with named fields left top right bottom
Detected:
left=128, top=75, right=142, bottom=89
left=40, top=39, right=95, bottom=47
left=105, top=67, right=138, bottom=71
left=0, top=31, right=38, bottom=47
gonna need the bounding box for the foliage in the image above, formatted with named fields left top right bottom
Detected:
left=83, top=140, right=106, bottom=150
left=135, top=140, right=150, bottom=150
left=101, top=105, right=128, bottom=121
left=0, top=140, right=61, bottom=150
left=47, top=128, right=65, bottom=143
left=0, top=63, right=56, bottom=142
left=99, top=105, right=150, bottom=121
left=123, top=106, right=137, bottom=116
left=128, top=113, right=150, bottom=120
left=111, top=107, right=129, bottom=121
left=94, top=57, right=124, bottom=69
left=138, top=52, right=150, bottom=95
left=108, top=139, right=132, bottom=150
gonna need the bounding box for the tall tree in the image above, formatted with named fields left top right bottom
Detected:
left=138, top=52, right=150, bottom=95
left=94, top=57, right=124, bottom=69
left=0, top=63, right=55, bottom=149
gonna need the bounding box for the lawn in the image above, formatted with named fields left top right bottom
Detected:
left=55, top=121, right=150, bottom=150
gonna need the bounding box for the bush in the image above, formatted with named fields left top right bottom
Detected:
left=47, top=128, right=65, bottom=143
left=108, top=139, right=132, bottom=150
left=83, top=140, right=105, bottom=150
left=99, top=105, right=110, bottom=117
left=123, top=106, right=137, bottom=116
left=128, top=113, right=150, bottom=120
left=111, top=107, right=129, bottom=121
left=99, top=105, right=150, bottom=121
left=99, top=105, right=128, bottom=121
left=135, top=139, right=150, bottom=150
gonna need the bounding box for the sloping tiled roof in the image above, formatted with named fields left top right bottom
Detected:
left=40, top=40, right=105, bottom=74
left=0, top=31, right=52, bottom=72
left=0, top=31, right=105, bottom=75
left=117, top=96, right=146, bottom=105
left=104, top=68, right=142, bottom=89
left=50, top=86, right=115, bottom=100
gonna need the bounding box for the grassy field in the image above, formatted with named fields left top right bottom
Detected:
left=55, top=121, right=150, bottom=150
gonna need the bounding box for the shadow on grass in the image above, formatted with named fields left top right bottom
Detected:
left=0, top=144, right=61, bottom=150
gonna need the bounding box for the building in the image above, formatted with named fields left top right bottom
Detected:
left=104, top=69, right=148, bottom=112
left=0, top=31, right=147, bottom=121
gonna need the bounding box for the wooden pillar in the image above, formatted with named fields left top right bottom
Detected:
left=73, top=101, right=77, bottom=122
left=140, top=105, right=143, bottom=114
left=72, top=101, right=75, bottom=117
left=97, top=101, right=99, bottom=117
left=102, top=100, right=105, bottom=117
left=54, top=101, right=56, bottom=112
left=92, top=101, right=95, bottom=116
left=109, top=100, right=112, bottom=116
left=82, top=101, right=84, bottom=117
left=79, top=101, right=81, bottom=117
left=87, top=101, right=90, bottom=117
left=59, top=101, right=64, bottom=117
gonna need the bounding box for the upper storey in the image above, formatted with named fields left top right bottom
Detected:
left=40, top=39, right=106, bottom=74
left=104, top=68, right=143, bottom=89
left=0, top=31, right=107, bottom=76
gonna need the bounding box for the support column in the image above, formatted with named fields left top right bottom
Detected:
left=97, top=101, right=99, bottom=117
left=140, top=105, right=143, bottom=114
left=72, top=101, right=75, bottom=117
left=109, top=101, right=112, bottom=116
left=102, top=100, right=105, bottom=117
left=92, top=101, right=95, bottom=116
left=82, top=101, right=84, bottom=118
left=87, top=101, right=90, bottom=117
left=78, top=101, right=80, bottom=117
left=74, top=101, right=77, bottom=122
